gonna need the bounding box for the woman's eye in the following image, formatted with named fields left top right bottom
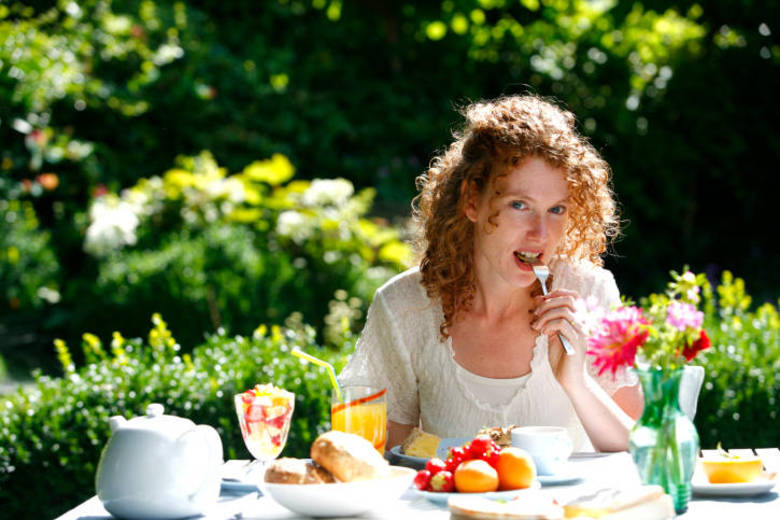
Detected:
left=550, top=205, right=567, bottom=215
left=511, top=201, right=526, bottom=210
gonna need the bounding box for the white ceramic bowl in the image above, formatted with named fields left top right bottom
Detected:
left=263, top=465, right=416, bottom=517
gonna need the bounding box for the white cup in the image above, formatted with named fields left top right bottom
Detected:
left=510, top=426, right=573, bottom=475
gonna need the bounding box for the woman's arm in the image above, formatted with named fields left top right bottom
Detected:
left=560, top=371, right=640, bottom=452
left=535, top=289, right=641, bottom=451
left=387, top=420, right=415, bottom=450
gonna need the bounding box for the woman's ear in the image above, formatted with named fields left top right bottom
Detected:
left=462, top=180, right=479, bottom=222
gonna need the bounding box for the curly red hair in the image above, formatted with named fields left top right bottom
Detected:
left=412, top=95, right=619, bottom=339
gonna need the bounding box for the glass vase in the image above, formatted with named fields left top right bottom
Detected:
left=629, top=366, right=699, bottom=514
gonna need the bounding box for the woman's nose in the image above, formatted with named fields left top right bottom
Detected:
left=528, top=213, right=547, bottom=238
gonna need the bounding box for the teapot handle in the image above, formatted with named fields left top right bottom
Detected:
left=177, top=425, right=223, bottom=501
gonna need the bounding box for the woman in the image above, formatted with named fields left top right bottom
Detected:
left=339, top=95, right=642, bottom=453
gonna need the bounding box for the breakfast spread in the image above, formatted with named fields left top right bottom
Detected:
left=562, top=485, right=674, bottom=519
left=264, top=430, right=391, bottom=484
left=401, top=427, right=441, bottom=458
left=413, top=434, right=536, bottom=493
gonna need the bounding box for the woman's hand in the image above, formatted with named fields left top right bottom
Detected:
left=531, top=288, right=588, bottom=390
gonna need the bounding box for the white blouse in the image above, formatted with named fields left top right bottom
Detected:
left=338, top=259, right=637, bottom=451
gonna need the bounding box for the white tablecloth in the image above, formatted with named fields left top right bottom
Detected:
left=56, top=452, right=780, bottom=520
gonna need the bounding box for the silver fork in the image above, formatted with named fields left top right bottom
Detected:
left=531, top=263, right=576, bottom=356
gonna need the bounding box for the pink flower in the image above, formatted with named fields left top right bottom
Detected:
left=587, top=306, right=650, bottom=377
left=666, top=301, right=703, bottom=331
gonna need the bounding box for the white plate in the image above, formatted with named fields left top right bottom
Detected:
left=692, top=472, right=778, bottom=497
left=263, top=465, right=416, bottom=517
left=412, top=480, right=541, bottom=505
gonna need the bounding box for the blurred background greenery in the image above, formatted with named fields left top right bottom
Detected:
left=2, top=1, right=778, bottom=372
left=1, top=1, right=778, bottom=515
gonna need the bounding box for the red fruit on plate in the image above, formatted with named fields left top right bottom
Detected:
left=445, top=446, right=468, bottom=472
left=413, top=469, right=432, bottom=490
left=469, top=435, right=493, bottom=457
left=429, top=470, right=455, bottom=492
left=483, top=449, right=501, bottom=469
left=425, top=457, right=447, bottom=475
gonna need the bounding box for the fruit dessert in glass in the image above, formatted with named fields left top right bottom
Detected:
left=234, top=383, right=295, bottom=465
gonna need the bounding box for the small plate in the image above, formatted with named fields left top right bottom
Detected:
left=537, top=466, right=583, bottom=486
left=388, top=445, right=429, bottom=469
left=692, top=471, right=778, bottom=497
left=413, top=480, right=541, bottom=505
left=221, top=479, right=262, bottom=493
left=264, top=465, right=416, bottom=517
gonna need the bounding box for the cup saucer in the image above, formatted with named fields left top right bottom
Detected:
left=536, top=465, right=583, bottom=486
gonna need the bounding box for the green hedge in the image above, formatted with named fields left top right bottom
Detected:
left=0, top=315, right=350, bottom=518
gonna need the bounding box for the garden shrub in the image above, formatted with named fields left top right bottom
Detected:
left=72, top=150, right=410, bottom=351
left=0, top=314, right=349, bottom=518
left=695, top=272, right=780, bottom=449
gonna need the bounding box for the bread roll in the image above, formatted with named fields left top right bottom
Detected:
left=264, top=457, right=336, bottom=484
left=311, top=431, right=390, bottom=482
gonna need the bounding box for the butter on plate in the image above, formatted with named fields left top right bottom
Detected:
left=401, top=427, right=441, bottom=458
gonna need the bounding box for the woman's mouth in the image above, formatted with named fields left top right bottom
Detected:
left=514, top=251, right=542, bottom=264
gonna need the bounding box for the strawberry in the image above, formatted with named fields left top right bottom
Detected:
left=246, top=403, right=264, bottom=422
left=425, top=457, right=447, bottom=475
left=429, top=470, right=454, bottom=492
left=413, top=469, right=432, bottom=490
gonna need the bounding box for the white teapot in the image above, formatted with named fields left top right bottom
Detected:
left=96, top=403, right=224, bottom=519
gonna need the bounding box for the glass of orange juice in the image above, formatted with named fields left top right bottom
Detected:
left=330, top=386, right=387, bottom=454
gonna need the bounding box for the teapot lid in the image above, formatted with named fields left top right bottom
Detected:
left=115, top=403, right=196, bottom=438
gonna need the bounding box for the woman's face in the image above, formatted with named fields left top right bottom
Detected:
left=465, top=156, right=570, bottom=289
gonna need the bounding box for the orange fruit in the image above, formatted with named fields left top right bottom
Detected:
left=454, top=459, right=499, bottom=493
left=496, top=447, right=536, bottom=490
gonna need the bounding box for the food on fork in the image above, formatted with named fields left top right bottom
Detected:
left=311, top=430, right=391, bottom=482
left=264, top=457, right=336, bottom=484
left=401, top=427, right=441, bottom=458
left=562, top=485, right=674, bottom=519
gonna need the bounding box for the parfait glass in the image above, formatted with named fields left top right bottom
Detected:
left=234, top=385, right=295, bottom=480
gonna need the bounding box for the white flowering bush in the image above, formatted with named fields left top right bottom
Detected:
left=84, top=196, right=141, bottom=257
left=81, top=151, right=412, bottom=349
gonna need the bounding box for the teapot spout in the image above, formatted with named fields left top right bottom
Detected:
left=109, top=415, right=127, bottom=433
